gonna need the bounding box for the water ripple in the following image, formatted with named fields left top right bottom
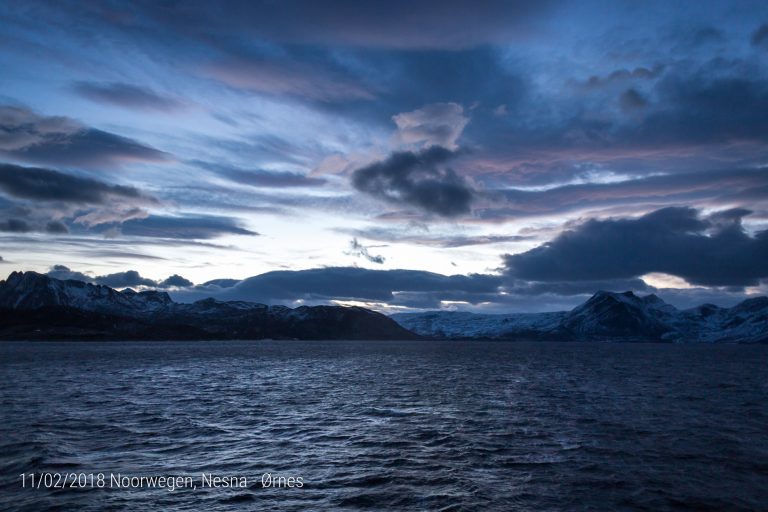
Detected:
left=1, top=340, right=767, bottom=511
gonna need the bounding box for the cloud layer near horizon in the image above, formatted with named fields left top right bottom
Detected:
left=41, top=204, right=768, bottom=312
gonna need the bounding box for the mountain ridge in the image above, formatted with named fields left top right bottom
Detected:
left=0, top=271, right=417, bottom=341
left=1, top=272, right=766, bottom=343
left=392, top=290, right=768, bottom=343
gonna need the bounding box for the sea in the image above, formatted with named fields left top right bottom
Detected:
left=0, top=340, right=766, bottom=511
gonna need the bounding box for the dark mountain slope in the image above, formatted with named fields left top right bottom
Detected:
left=0, top=271, right=417, bottom=341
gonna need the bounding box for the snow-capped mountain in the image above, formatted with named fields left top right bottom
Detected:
left=388, top=311, right=566, bottom=340
left=0, top=270, right=173, bottom=314
left=0, top=271, right=416, bottom=341
left=3, top=272, right=766, bottom=343
left=393, top=291, right=768, bottom=343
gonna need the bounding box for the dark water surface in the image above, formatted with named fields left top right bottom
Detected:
left=0, top=340, right=767, bottom=511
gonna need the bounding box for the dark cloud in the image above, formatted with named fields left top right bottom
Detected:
left=46, top=265, right=195, bottom=289
left=0, top=211, right=69, bottom=234
left=347, top=238, right=385, bottom=264
left=47, top=265, right=93, bottom=282
left=0, top=163, right=156, bottom=228
left=688, top=27, right=724, bottom=46
left=619, top=88, right=647, bottom=111
left=351, top=146, right=474, bottom=217
left=182, top=267, right=502, bottom=305
left=505, top=278, right=652, bottom=296
left=95, top=270, right=158, bottom=288
left=42, top=264, right=506, bottom=310
left=167, top=265, right=731, bottom=312
left=40, top=263, right=760, bottom=313
left=504, top=207, right=768, bottom=287
left=72, top=81, right=183, bottom=111
left=191, top=278, right=242, bottom=294
left=630, top=72, right=768, bottom=147
left=45, top=221, right=68, bottom=234
left=193, top=161, right=326, bottom=188
left=117, top=215, right=258, bottom=239
left=0, top=218, right=30, bottom=232
left=160, top=274, right=194, bottom=287
left=0, top=105, right=168, bottom=168
left=524, top=67, right=768, bottom=158
left=0, top=163, right=155, bottom=204
left=751, top=23, right=768, bottom=47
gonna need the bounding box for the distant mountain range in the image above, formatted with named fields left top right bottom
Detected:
left=393, top=291, right=768, bottom=343
left=1, top=271, right=766, bottom=342
left=0, top=271, right=415, bottom=341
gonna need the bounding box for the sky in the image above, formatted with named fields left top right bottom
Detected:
left=1, top=0, right=767, bottom=313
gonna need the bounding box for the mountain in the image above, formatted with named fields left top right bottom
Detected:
left=3, top=272, right=765, bottom=343
left=387, top=311, right=566, bottom=340
left=392, top=291, right=768, bottom=343
left=0, top=271, right=417, bottom=341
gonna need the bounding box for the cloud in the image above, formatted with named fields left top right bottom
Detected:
left=45, top=221, right=68, bottom=234
left=93, top=270, right=158, bottom=288
left=351, top=146, right=474, bottom=217
left=74, top=206, right=149, bottom=227
left=0, top=163, right=157, bottom=228
left=339, top=226, right=530, bottom=247
left=505, top=278, right=653, bottom=296
left=688, top=27, right=724, bottom=46
left=504, top=207, right=768, bottom=287
left=347, top=238, right=385, bottom=264
left=205, top=56, right=375, bottom=102
left=72, top=81, right=183, bottom=111
left=392, top=102, right=469, bottom=150
left=619, top=88, right=647, bottom=111
left=166, top=265, right=733, bottom=312
left=115, top=0, right=555, bottom=50
left=479, top=168, right=768, bottom=220
left=0, top=163, right=156, bottom=204
left=116, top=215, right=259, bottom=239
left=467, top=60, right=768, bottom=187
left=200, top=278, right=240, bottom=289
left=578, top=65, right=665, bottom=89
left=0, top=218, right=30, bottom=232
left=41, top=263, right=763, bottom=314
left=0, top=105, right=168, bottom=167
left=46, top=265, right=195, bottom=289
left=44, top=264, right=506, bottom=309
left=751, top=23, right=768, bottom=47
left=193, top=161, right=326, bottom=187
left=0, top=216, right=68, bottom=234
left=160, top=274, right=194, bottom=287
left=630, top=73, right=768, bottom=147
left=175, top=267, right=503, bottom=307
left=47, top=265, right=93, bottom=282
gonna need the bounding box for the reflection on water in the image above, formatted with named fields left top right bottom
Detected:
left=1, top=340, right=767, bottom=511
